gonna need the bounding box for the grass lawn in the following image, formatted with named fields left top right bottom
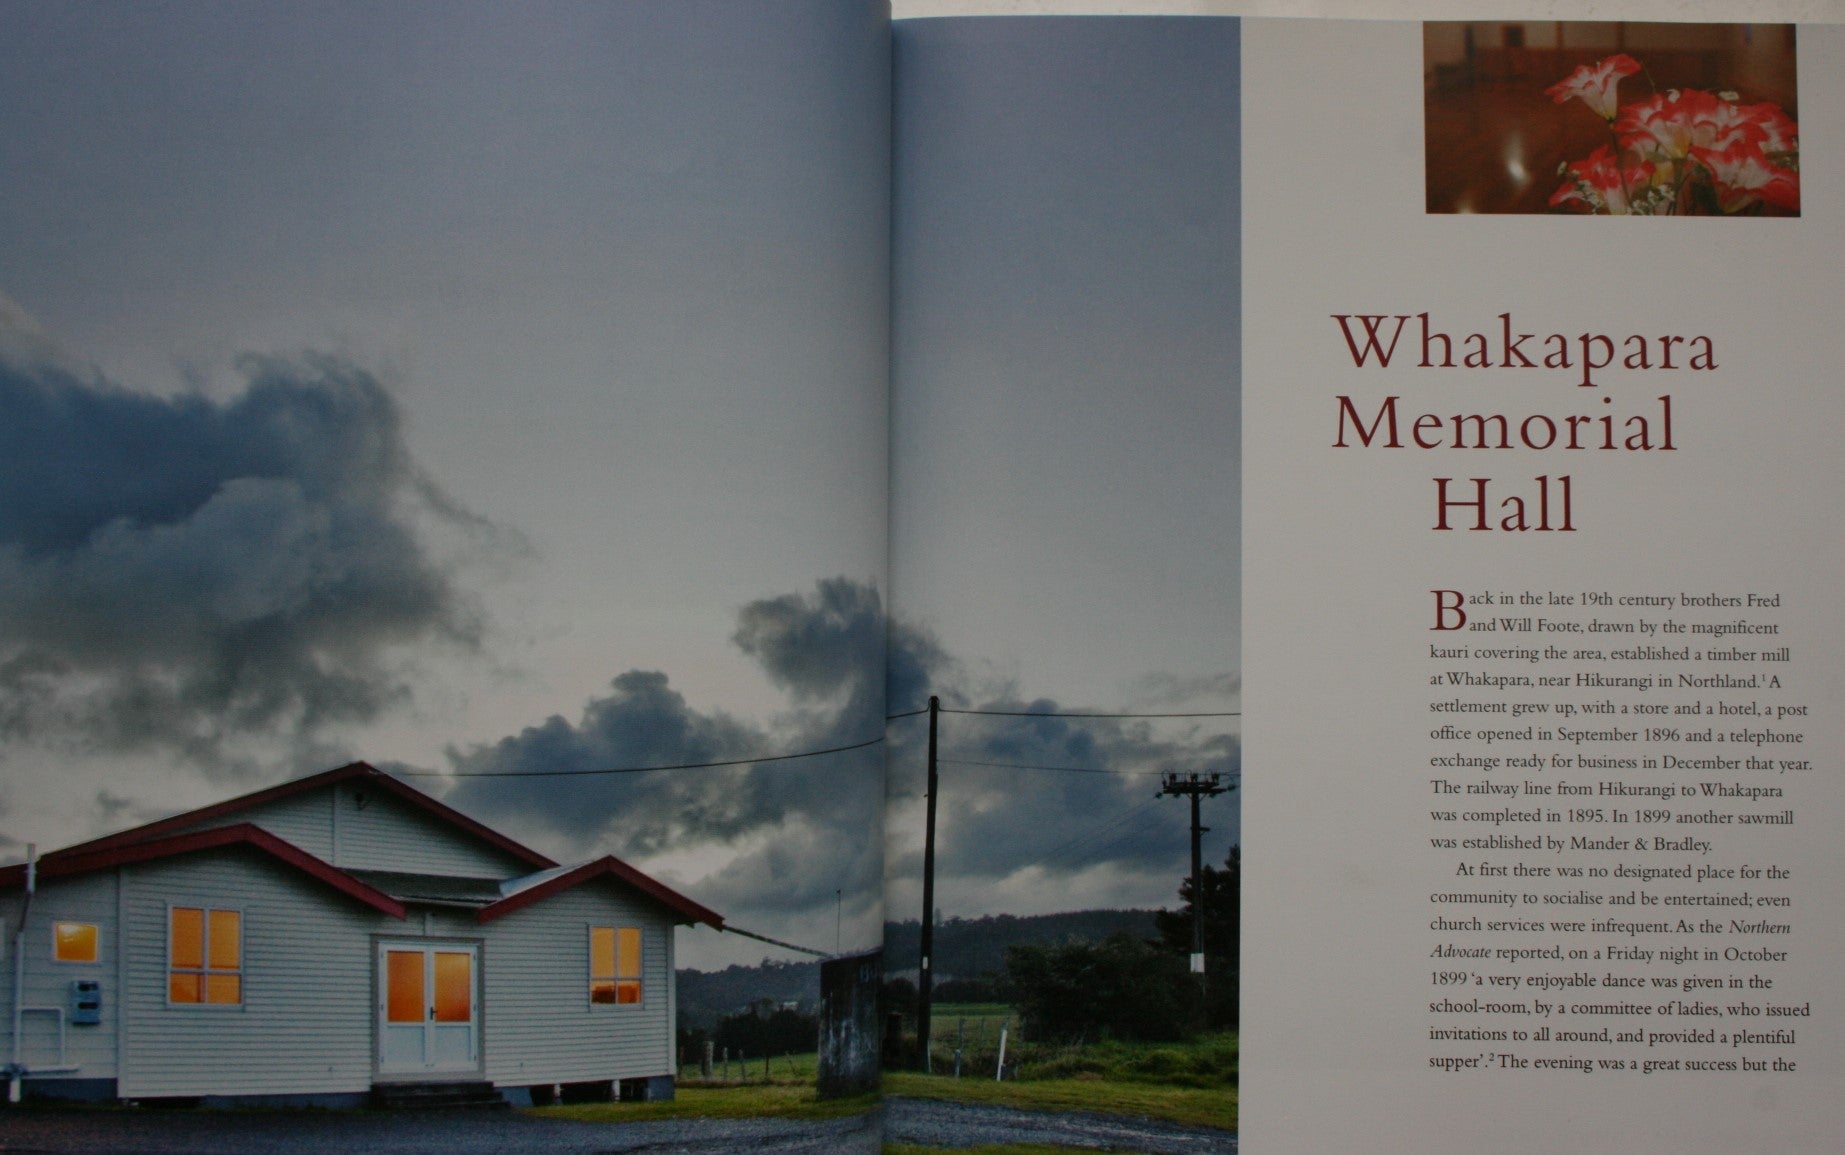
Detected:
left=929, top=1003, right=1014, bottom=1033
left=884, top=1070, right=1235, bottom=1133
left=531, top=1084, right=876, bottom=1124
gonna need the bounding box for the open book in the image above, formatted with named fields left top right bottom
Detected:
left=0, top=4, right=1836, bottom=1152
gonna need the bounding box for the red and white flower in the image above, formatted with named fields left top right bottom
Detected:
left=1548, top=145, right=1655, bottom=215
left=1615, top=88, right=1727, bottom=160
left=1544, top=54, right=1641, bottom=121
left=1737, top=101, right=1799, bottom=154
left=1546, top=55, right=1798, bottom=216
left=1692, top=139, right=1800, bottom=213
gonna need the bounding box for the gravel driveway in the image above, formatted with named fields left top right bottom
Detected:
left=0, top=1106, right=879, bottom=1154
left=883, top=1095, right=1237, bottom=1154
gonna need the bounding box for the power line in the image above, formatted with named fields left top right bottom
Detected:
left=942, top=707, right=1240, bottom=719
left=939, top=756, right=1240, bottom=778
left=1019, top=796, right=1171, bottom=880
left=397, top=735, right=884, bottom=779
left=946, top=796, right=1171, bottom=912
left=401, top=704, right=1233, bottom=779
left=722, top=924, right=830, bottom=958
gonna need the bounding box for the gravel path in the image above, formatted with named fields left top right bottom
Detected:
left=883, top=1095, right=1237, bottom=1153
left=0, top=1098, right=1236, bottom=1153
left=0, top=1106, right=880, bottom=1154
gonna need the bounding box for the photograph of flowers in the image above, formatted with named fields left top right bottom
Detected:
left=1424, top=22, right=1798, bottom=216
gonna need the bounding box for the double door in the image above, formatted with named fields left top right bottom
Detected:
left=378, top=941, right=479, bottom=1075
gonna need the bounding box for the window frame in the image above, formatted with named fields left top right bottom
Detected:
left=588, top=925, right=643, bottom=1008
left=166, top=903, right=245, bottom=1009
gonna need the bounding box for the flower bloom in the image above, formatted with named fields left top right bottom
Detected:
left=1692, top=139, right=1800, bottom=213
left=1737, top=101, right=1799, bottom=154
left=1616, top=88, right=1729, bottom=159
left=1545, top=54, right=1641, bottom=120
left=1546, top=54, right=1798, bottom=216
left=1549, top=144, right=1655, bottom=214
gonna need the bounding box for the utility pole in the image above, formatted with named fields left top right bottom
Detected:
left=1159, top=771, right=1229, bottom=978
left=918, top=695, right=940, bottom=1071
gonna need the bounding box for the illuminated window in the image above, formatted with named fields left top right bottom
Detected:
left=169, top=907, right=241, bottom=1005
left=590, top=926, right=642, bottom=1005
left=52, top=922, right=99, bottom=964
left=433, top=951, right=472, bottom=1022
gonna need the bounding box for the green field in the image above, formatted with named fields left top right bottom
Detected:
left=537, top=1024, right=1236, bottom=1132
left=676, top=1049, right=820, bottom=1085
left=925, top=1002, right=1018, bottom=1071
left=888, top=1029, right=1238, bottom=1133
left=885, top=1070, right=1235, bottom=1133
left=532, top=1083, right=875, bottom=1124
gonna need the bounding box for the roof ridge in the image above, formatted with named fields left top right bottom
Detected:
left=0, top=821, right=407, bottom=918
left=13, top=761, right=556, bottom=871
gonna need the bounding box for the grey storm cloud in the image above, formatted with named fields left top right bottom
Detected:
left=443, top=579, right=895, bottom=917
left=439, top=576, right=1234, bottom=926
left=0, top=347, right=483, bottom=773
left=887, top=695, right=1239, bottom=889
left=733, top=577, right=887, bottom=720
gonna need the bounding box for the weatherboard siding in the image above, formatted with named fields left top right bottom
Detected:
left=481, top=886, right=676, bottom=1085
left=176, top=784, right=527, bottom=877
left=118, top=851, right=383, bottom=1098
left=6, top=783, right=693, bottom=1098
left=0, top=873, right=122, bottom=1082
left=326, top=787, right=530, bottom=876
left=172, top=789, right=335, bottom=860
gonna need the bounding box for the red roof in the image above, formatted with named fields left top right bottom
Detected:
left=0, top=762, right=722, bottom=929
left=479, top=856, right=724, bottom=929
left=0, top=823, right=406, bottom=918
left=35, top=761, right=556, bottom=871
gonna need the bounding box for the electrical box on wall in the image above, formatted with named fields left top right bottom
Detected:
left=70, top=979, right=101, bottom=1025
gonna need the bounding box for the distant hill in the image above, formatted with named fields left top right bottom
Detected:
left=674, top=908, right=1162, bottom=1031
left=882, top=909, right=1162, bottom=982
left=676, top=958, right=821, bottom=1032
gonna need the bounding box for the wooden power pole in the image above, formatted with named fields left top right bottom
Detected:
left=1160, top=771, right=1229, bottom=977
left=917, top=695, right=940, bottom=1071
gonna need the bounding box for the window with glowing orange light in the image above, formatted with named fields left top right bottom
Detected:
left=169, top=906, right=242, bottom=1005
left=52, top=922, right=99, bottom=964
left=589, top=926, right=642, bottom=1005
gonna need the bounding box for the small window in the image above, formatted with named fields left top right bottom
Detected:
left=53, top=922, right=99, bottom=964
left=169, top=907, right=242, bottom=1005
left=589, top=926, right=642, bottom=1005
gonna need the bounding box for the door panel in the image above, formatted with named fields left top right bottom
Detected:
left=378, top=942, right=478, bottom=1074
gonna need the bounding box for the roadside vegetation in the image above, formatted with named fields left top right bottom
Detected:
left=532, top=1079, right=874, bottom=1124
left=884, top=1039, right=1236, bottom=1133
left=888, top=1005, right=1237, bottom=1133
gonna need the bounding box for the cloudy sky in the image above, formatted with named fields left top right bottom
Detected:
left=887, top=16, right=1241, bottom=930
left=0, top=4, right=1238, bottom=970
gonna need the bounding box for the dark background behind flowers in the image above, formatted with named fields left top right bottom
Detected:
left=1423, top=21, right=1796, bottom=214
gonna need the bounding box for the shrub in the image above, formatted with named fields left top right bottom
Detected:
left=1006, top=933, right=1200, bottom=1044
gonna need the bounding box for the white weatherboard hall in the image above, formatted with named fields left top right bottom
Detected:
left=0, top=762, right=722, bottom=1106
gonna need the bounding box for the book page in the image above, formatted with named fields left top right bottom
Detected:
left=0, top=0, right=889, bottom=1133
left=1242, top=17, right=1845, bottom=1151
left=886, top=15, right=1242, bottom=1146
